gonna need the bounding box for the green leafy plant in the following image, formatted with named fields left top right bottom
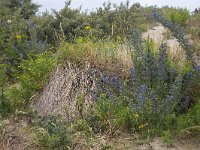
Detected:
left=163, top=7, right=189, bottom=26
left=0, top=64, right=11, bottom=116
left=161, top=130, right=173, bottom=147
left=6, top=52, right=55, bottom=109
left=32, top=115, right=71, bottom=150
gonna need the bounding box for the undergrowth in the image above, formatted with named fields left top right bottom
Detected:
left=0, top=3, right=200, bottom=149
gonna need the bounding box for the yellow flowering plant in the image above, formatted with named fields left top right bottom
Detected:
left=139, top=124, right=144, bottom=129
left=16, top=35, right=22, bottom=39
left=85, top=25, right=91, bottom=30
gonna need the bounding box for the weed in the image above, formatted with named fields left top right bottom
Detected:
left=31, top=115, right=71, bottom=149
left=161, top=130, right=174, bottom=147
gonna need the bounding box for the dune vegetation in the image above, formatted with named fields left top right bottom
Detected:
left=0, top=0, right=200, bottom=149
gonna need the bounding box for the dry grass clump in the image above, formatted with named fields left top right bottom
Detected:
left=31, top=62, right=95, bottom=120
left=0, top=118, right=36, bottom=150
left=57, top=40, right=132, bottom=79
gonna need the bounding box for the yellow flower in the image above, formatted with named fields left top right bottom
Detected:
left=116, top=36, right=121, bottom=41
left=101, top=94, right=106, bottom=97
left=85, top=25, right=91, bottom=30
left=139, top=124, right=144, bottom=129
left=16, top=35, right=21, bottom=39
left=133, top=113, right=139, bottom=118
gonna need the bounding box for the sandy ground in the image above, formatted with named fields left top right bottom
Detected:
left=142, top=24, right=188, bottom=68
left=107, top=133, right=200, bottom=150
left=142, top=24, right=183, bottom=53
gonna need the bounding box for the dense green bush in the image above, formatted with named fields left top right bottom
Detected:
left=34, top=1, right=154, bottom=43
left=0, top=0, right=47, bottom=80
left=5, top=52, right=55, bottom=109
left=163, top=7, right=189, bottom=26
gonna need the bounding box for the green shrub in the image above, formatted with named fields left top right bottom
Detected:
left=176, top=97, right=200, bottom=133
left=87, top=94, right=144, bottom=134
left=163, top=7, right=189, bottom=26
left=0, top=0, right=42, bottom=78
left=6, top=52, right=55, bottom=109
left=32, top=115, right=71, bottom=149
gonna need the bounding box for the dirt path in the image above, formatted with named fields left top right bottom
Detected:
left=107, top=133, right=200, bottom=150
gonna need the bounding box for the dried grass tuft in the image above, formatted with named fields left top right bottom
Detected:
left=31, top=61, right=96, bottom=120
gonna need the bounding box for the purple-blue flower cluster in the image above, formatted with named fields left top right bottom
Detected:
left=158, top=44, right=169, bottom=81
left=90, top=69, right=124, bottom=104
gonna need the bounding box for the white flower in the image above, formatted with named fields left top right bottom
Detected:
left=7, top=20, right=12, bottom=24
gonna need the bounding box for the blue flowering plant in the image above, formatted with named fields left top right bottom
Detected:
left=130, top=28, right=200, bottom=130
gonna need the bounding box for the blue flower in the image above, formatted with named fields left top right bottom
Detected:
left=130, top=67, right=134, bottom=80
left=136, top=84, right=147, bottom=107
left=195, top=65, right=200, bottom=72
left=170, top=67, right=175, bottom=82
left=186, top=72, right=192, bottom=80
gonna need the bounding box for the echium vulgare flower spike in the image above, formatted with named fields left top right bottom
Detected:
left=26, top=40, right=32, bottom=48
left=150, top=91, right=157, bottom=113
left=130, top=67, right=134, bottom=82
left=195, top=65, right=200, bottom=72
left=107, top=90, right=118, bottom=106
left=129, top=99, right=135, bottom=112
left=101, top=74, right=111, bottom=84
left=176, top=74, right=183, bottom=90
left=158, top=56, right=166, bottom=80
left=176, top=74, right=183, bottom=98
left=117, top=81, right=124, bottom=92
left=164, top=95, right=174, bottom=114
left=152, top=11, right=195, bottom=65
left=136, top=84, right=147, bottom=107
left=91, top=90, right=99, bottom=101
left=145, top=53, right=151, bottom=81
left=145, top=66, right=151, bottom=81
left=193, top=65, right=200, bottom=78
left=162, top=44, right=168, bottom=61
left=137, top=92, right=144, bottom=107
left=150, top=56, right=157, bottom=82
left=170, top=67, right=175, bottom=82
left=110, top=75, right=124, bottom=92
left=180, top=96, right=191, bottom=112
left=145, top=52, right=157, bottom=84
left=186, top=72, right=192, bottom=80
left=158, top=44, right=168, bottom=81
left=160, top=44, right=169, bottom=63
left=130, top=67, right=138, bottom=90
left=184, top=72, right=192, bottom=88
left=100, top=74, right=123, bottom=92
left=168, top=74, right=183, bottom=107
left=141, top=84, right=147, bottom=93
